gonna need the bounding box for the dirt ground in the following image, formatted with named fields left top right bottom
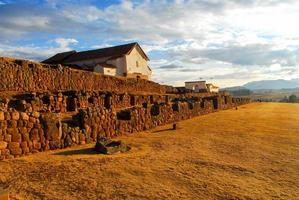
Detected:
left=0, top=103, right=298, bottom=200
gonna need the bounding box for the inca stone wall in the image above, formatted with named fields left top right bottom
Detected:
left=0, top=58, right=250, bottom=160
left=0, top=57, right=166, bottom=94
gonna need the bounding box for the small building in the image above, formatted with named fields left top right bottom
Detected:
left=42, top=42, right=152, bottom=80
left=185, top=81, right=208, bottom=93
left=185, top=81, right=219, bottom=93
left=206, top=83, right=219, bottom=93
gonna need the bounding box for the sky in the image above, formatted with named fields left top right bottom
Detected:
left=0, top=0, right=299, bottom=87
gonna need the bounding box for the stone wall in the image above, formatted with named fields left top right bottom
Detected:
left=0, top=92, right=250, bottom=160
left=0, top=57, right=166, bottom=94
left=0, top=57, right=251, bottom=160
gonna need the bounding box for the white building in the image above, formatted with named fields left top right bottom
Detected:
left=43, top=43, right=152, bottom=80
left=206, top=83, right=219, bottom=93
left=185, top=81, right=208, bottom=92
left=185, top=81, right=219, bottom=93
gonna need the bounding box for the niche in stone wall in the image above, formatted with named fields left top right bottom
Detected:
left=42, top=95, right=50, bottom=104
left=104, top=93, right=112, bottom=109
left=88, top=96, right=95, bottom=104
left=66, top=97, right=76, bottom=111
left=188, top=102, right=194, bottom=110
left=151, top=104, right=160, bottom=116
left=200, top=101, right=205, bottom=109
left=130, top=95, right=136, bottom=106
left=117, top=109, right=132, bottom=120
left=212, top=98, right=218, bottom=109
left=172, top=103, right=180, bottom=112
left=150, top=95, right=154, bottom=104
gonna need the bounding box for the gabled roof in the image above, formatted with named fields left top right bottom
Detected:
left=42, top=50, right=76, bottom=64
left=42, top=42, right=150, bottom=64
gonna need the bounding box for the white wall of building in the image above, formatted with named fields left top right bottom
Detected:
left=106, top=57, right=127, bottom=76
left=125, top=47, right=151, bottom=79
left=185, top=81, right=207, bottom=92
left=94, top=65, right=117, bottom=76
left=207, top=84, right=219, bottom=93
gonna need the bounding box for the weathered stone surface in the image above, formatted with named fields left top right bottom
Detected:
left=20, top=112, right=29, bottom=121
left=0, top=58, right=167, bottom=94
left=95, top=137, right=131, bottom=155
left=11, top=133, right=22, bottom=143
left=11, top=112, right=20, bottom=120
left=0, top=112, right=4, bottom=121
left=8, top=142, right=20, bottom=149
left=10, top=147, right=22, bottom=155
left=4, top=135, right=11, bottom=143
left=0, top=141, right=8, bottom=150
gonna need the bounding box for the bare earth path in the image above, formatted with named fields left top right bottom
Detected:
left=1, top=103, right=299, bottom=200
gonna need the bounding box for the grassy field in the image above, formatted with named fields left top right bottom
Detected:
left=0, top=103, right=299, bottom=200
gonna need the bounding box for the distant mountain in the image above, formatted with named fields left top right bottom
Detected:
left=243, top=78, right=299, bottom=90
left=221, top=86, right=252, bottom=96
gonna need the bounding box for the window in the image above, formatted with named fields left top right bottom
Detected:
left=136, top=61, right=139, bottom=67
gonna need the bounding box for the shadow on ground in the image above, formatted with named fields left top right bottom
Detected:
left=53, top=148, right=98, bottom=156
left=152, top=127, right=182, bottom=133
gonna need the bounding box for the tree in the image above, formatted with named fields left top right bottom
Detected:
left=289, top=94, right=298, bottom=103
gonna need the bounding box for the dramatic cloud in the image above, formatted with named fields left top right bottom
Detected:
left=0, top=0, right=298, bottom=87
left=0, top=37, right=78, bottom=60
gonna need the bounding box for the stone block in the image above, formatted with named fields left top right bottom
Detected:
left=27, top=122, right=34, bottom=129
left=20, top=112, right=29, bottom=121
left=17, top=120, right=24, bottom=128
left=4, top=112, right=11, bottom=120
left=11, top=112, right=20, bottom=120
left=0, top=112, right=4, bottom=121
left=22, top=147, right=30, bottom=154
left=29, top=117, right=36, bottom=123
left=1, top=149, right=10, bottom=156
left=22, top=132, right=30, bottom=142
left=11, top=133, right=22, bottom=143
left=8, top=142, right=20, bottom=149
left=9, top=147, right=22, bottom=155
left=32, top=111, right=40, bottom=118
left=4, top=135, right=11, bottom=143
left=19, top=127, right=27, bottom=134
left=0, top=141, right=8, bottom=150
left=20, top=141, right=28, bottom=149
left=7, top=120, right=17, bottom=128
left=32, top=140, right=41, bottom=150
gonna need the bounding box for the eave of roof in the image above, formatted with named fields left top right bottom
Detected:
left=185, top=81, right=206, bottom=83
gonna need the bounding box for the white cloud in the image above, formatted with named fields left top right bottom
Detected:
left=0, top=38, right=78, bottom=61
left=1, top=0, right=299, bottom=87
left=54, top=38, right=78, bottom=48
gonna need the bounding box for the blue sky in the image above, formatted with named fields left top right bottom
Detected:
left=0, top=0, right=299, bottom=87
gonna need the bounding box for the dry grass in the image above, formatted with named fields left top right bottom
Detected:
left=0, top=103, right=299, bottom=200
